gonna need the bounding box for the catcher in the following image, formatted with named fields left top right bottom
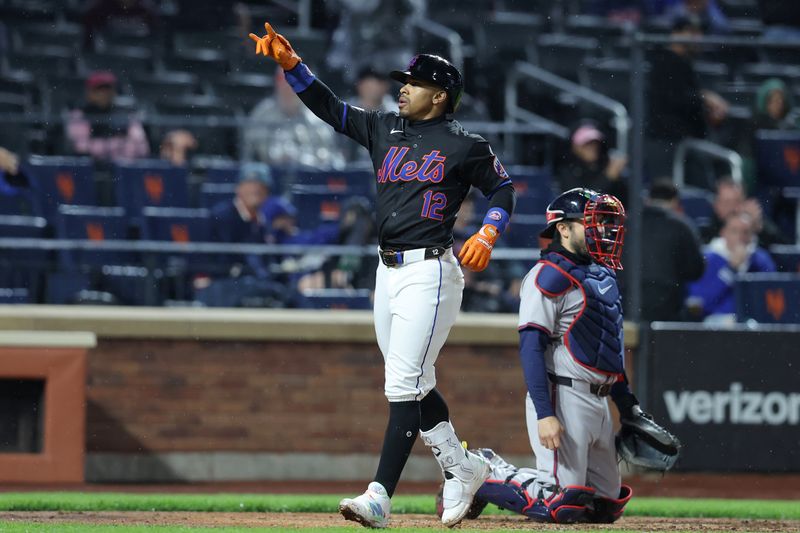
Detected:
left=440, top=188, right=679, bottom=523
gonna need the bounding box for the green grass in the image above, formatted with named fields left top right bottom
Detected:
left=0, top=492, right=799, bottom=520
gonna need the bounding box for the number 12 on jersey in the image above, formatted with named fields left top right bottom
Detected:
left=421, top=190, right=446, bottom=221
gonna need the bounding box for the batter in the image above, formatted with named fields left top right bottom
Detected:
left=249, top=24, right=516, bottom=528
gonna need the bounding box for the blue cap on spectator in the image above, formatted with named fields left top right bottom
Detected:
left=239, top=162, right=273, bottom=189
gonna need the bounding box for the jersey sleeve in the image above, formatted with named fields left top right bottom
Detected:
left=285, top=63, right=380, bottom=149
left=518, top=266, right=560, bottom=336
left=460, top=139, right=513, bottom=198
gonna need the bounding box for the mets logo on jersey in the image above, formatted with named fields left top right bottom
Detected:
left=377, top=146, right=447, bottom=184
left=493, top=156, right=508, bottom=178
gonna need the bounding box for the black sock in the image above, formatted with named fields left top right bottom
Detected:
left=420, top=388, right=449, bottom=431
left=374, top=400, right=420, bottom=497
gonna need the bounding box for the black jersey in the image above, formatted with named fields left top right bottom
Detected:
left=290, top=68, right=513, bottom=250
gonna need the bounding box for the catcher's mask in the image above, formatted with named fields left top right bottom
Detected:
left=583, top=193, right=626, bottom=270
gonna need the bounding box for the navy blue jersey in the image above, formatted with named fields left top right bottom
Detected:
left=288, top=66, right=513, bottom=250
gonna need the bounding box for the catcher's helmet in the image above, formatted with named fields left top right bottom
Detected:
left=390, top=54, right=464, bottom=113
left=540, top=187, right=626, bottom=270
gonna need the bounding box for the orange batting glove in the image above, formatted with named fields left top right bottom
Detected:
left=248, top=22, right=302, bottom=70
left=458, top=224, right=499, bottom=272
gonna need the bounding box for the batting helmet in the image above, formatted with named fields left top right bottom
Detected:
left=540, top=187, right=626, bottom=270
left=390, top=54, right=464, bottom=113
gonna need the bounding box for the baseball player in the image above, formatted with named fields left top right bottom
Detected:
left=249, top=24, right=516, bottom=528
left=466, top=188, right=636, bottom=523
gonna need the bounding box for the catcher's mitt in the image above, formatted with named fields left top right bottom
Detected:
left=615, top=408, right=681, bottom=472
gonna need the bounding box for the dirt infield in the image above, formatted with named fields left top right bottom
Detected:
left=2, top=511, right=799, bottom=532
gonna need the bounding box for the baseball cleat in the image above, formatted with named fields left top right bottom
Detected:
left=440, top=450, right=491, bottom=527
left=338, top=481, right=391, bottom=529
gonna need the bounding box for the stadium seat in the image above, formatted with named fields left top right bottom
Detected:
left=0, top=92, right=29, bottom=113
left=12, top=21, right=82, bottom=52
left=55, top=204, right=132, bottom=267
left=130, top=72, right=199, bottom=103
left=200, top=182, right=237, bottom=208
left=0, top=71, right=40, bottom=106
left=770, top=245, right=800, bottom=273
left=505, top=166, right=554, bottom=198
left=0, top=215, right=48, bottom=296
left=162, top=50, right=229, bottom=79
left=203, top=160, right=241, bottom=184
left=211, top=72, right=273, bottom=111
left=754, top=130, right=800, bottom=188
left=693, top=61, right=730, bottom=90
left=0, top=188, right=35, bottom=216
left=140, top=206, right=211, bottom=242
left=582, top=58, right=634, bottom=104
left=24, top=156, right=96, bottom=220
left=501, top=215, right=548, bottom=248
left=82, top=46, right=154, bottom=78
left=473, top=12, right=543, bottom=63
left=7, top=45, right=75, bottom=78
left=736, top=273, right=800, bottom=324
left=297, top=288, right=373, bottom=310
left=291, top=169, right=374, bottom=195
left=536, top=34, right=601, bottom=83
left=0, top=287, right=31, bottom=303
left=46, top=74, right=90, bottom=112
left=113, top=160, right=191, bottom=217
left=680, top=187, right=716, bottom=228
left=290, top=191, right=350, bottom=230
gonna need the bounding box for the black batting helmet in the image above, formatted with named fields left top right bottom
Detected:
left=540, top=187, right=626, bottom=270
left=390, top=54, right=464, bottom=113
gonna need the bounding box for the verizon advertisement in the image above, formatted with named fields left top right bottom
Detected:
left=646, top=324, right=800, bottom=472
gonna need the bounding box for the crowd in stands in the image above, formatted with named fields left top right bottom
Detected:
left=0, top=0, right=798, bottom=321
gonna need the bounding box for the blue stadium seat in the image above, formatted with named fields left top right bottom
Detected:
left=680, top=187, right=715, bottom=228
left=0, top=215, right=48, bottom=296
left=505, top=166, right=554, bottom=198
left=770, top=245, right=800, bottom=273
left=114, top=160, right=191, bottom=217
left=291, top=169, right=374, bottom=195
left=204, top=161, right=241, bottom=184
left=0, top=187, right=34, bottom=215
left=140, top=206, right=213, bottom=300
left=141, top=207, right=211, bottom=242
left=24, top=156, right=96, bottom=220
left=55, top=205, right=132, bottom=267
left=736, top=273, right=800, bottom=324
left=0, top=288, right=30, bottom=303
left=200, top=182, right=237, bottom=208
left=754, top=131, right=800, bottom=188
left=500, top=215, right=547, bottom=248
left=45, top=271, right=92, bottom=304
left=297, top=288, right=373, bottom=310
left=291, top=191, right=352, bottom=230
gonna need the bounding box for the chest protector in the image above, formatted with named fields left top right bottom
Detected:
left=540, top=252, right=624, bottom=375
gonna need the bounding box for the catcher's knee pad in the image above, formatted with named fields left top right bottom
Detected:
left=524, top=485, right=596, bottom=523
left=586, top=484, right=633, bottom=523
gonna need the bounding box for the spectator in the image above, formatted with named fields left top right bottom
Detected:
left=753, top=78, right=798, bottom=131
left=557, top=124, right=628, bottom=205
left=201, top=163, right=289, bottom=307
left=343, top=67, right=397, bottom=166
left=242, top=67, right=345, bottom=169
left=645, top=16, right=729, bottom=182
left=664, top=0, right=730, bottom=34
left=637, top=179, right=705, bottom=321
left=159, top=130, right=198, bottom=166
left=325, top=0, right=425, bottom=84
left=0, top=146, right=29, bottom=190
left=688, top=212, right=776, bottom=321
left=65, top=71, right=150, bottom=163
left=701, top=177, right=788, bottom=247
left=83, top=0, right=160, bottom=50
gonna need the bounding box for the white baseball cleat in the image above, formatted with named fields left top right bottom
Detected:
left=338, top=481, right=391, bottom=529
left=440, top=450, right=491, bottom=527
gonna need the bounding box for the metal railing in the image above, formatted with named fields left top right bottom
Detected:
left=672, top=138, right=744, bottom=188
left=505, top=61, right=630, bottom=161
left=411, top=19, right=465, bottom=73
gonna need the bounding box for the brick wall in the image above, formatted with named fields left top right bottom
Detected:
left=86, top=339, right=537, bottom=456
